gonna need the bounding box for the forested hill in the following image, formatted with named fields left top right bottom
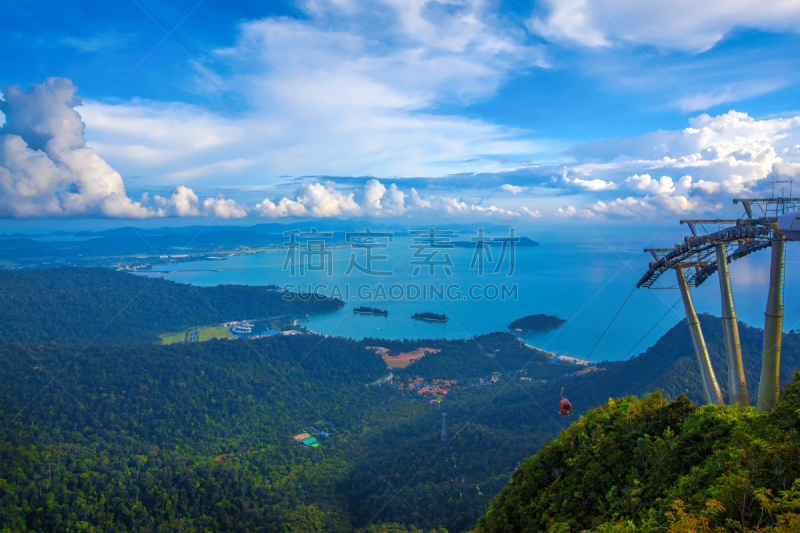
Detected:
left=0, top=335, right=559, bottom=532
left=473, top=375, right=800, bottom=533
left=549, top=313, right=800, bottom=409
left=0, top=267, right=343, bottom=344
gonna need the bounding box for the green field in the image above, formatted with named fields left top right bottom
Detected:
left=198, top=325, right=235, bottom=342
left=159, top=331, right=186, bottom=345
left=160, top=325, right=235, bottom=344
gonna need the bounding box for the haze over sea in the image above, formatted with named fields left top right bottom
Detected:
left=130, top=226, right=800, bottom=363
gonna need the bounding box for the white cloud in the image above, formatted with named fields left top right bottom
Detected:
left=166, top=186, right=201, bottom=217
left=673, top=81, right=786, bottom=112
left=571, top=111, right=800, bottom=178
left=0, top=78, right=153, bottom=218
left=0, top=79, right=253, bottom=220
left=362, top=179, right=392, bottom=217
left=255, top=180, right=408, bottom=219
left=410, top=187, right=432, bottom=208
left=251, top=179, right=537, bottom=220
left=0, top=79, right=552, bottom=222
left=76, top=1, right=552, bottom=187
left=529, top=0, right=800, bottom=52
left=550, top=110, right=800, bottom=219
left=203, top=195, right=248, bottom=219
left=528, top=0, right=610, bottom=48
left=437, top=196, right=538, bottom=219
left=624, top=174, right=679, bottom=195
left=553, top=193, right=668, bottom=220
left=383, top=183, right=407, bottom=216
left=295, top=182, right=361, bottom=218
left=253, top=197, right=307, bottom=218
left=562, top=175, right=617, bottom=191
left=519, top=206, right=541, bottom=218
left=501, top=183, right=526, bottom=194
left=79, top=98, right=262, bottom=182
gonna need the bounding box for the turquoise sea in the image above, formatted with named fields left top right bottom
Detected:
left=140, top=233, right=800, bottom=363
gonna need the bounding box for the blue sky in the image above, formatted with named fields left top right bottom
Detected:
left=2, top=0, right=800, bottom=224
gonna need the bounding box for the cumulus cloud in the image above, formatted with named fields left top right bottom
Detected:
left=252, top=180, right=537, bottom=221
left=0, top=80, right=545, bottom=222
left=295, top=182, right=360, bottom=218
left=501, top=184, right=526, bottom=194
left=203, top=195, right=248, bottom=219
left=0, top=79, right=249, bottom=220
left=255, top=181, right=384, bottom=219
left=562, top=175, right=617, bottom=191
left=383, top=183, right=406, bottom=216
left=549, top=110, right=800, bottom=219
left=529, top=0, right=800, bottom=52
left=0, top=78, right=153, bottom=218
left=8, top=76, right=800, bottom=224
left=410, top=187, right=432, bottom=208
left=141, top=185, right=202, bottom=217
left=167, top=186, right=201, bottom=217
left=437, top=196, right=538, bottom=219
left=253, top=197, right=307, bottom=218
left=624, top=174, right=681, bottom=195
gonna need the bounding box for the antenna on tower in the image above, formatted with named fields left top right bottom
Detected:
left=441, top=413, right=447, bottom=445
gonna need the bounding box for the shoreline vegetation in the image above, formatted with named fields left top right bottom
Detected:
left=508, top=313, right=565, bottom=332
left=517, top=339, right=557, bottom=359
left=412, top=312, right=448, bottom=322
left=353, top=306, right=388, bottom=316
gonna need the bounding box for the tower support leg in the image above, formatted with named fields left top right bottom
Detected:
left=676, top=267, right=724, bottom=405
left=715, top=244, right=749, bottom=406
left=758, top=235, right=785, bottom=413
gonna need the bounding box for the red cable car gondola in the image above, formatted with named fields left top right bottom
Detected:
left=559, top=388, right=572, bottom=416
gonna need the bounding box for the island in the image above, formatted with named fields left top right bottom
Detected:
left=452, top=236, right=540, bottom=248
left=412, top=312, right=448, bottom=322
left=508, top=314, right=565, bottom=332
left=353, top=306, right=388, bottom=316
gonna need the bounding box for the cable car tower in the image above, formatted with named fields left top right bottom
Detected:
left=441, top=413, right=447, bottom=445
left=637, top=194, right=800, bottom=412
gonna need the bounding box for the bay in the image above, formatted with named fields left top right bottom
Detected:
left=139, top=234, right=800, bottom=363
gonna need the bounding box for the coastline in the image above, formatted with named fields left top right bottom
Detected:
left=514, top=336, right=589, bottom=365
left=518, top=339, right=557, bottom=359
left=555, top=355, right=590, bottom=365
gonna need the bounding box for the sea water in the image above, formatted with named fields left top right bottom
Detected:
left=140, top=234, right=800, bottom=363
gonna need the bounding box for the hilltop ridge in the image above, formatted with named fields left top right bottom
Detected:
left=473, top=374, right=800, bottom=533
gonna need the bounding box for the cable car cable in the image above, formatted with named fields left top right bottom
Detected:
left=586, top=297, right=682, bottom=392
left=558, top=286, right=681, bottom=415
left=562, top=285, right=636, bottom=394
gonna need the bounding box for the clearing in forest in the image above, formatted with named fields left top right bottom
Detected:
left=373, top=347, right=441, bottom=368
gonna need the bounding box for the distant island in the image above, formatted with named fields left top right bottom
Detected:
left=452, top=236, right=540, bottom=248
left=353, top=306, right=388, bottom=316
left=508, top=314, right=565, bottom=332
left=412, top=312, right=448, bottom=322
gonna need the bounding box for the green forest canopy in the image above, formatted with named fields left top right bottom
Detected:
left=0, top=336, right=562, bottom=532
left=0, top=267, right=343, bottom=344
left=507, top=314, right=565, bottom=331
left=2, top=316, right=799, bottom=532
left=1, top=268, right=799, bottom=532
left=473, top=375, right=800, bottom=533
